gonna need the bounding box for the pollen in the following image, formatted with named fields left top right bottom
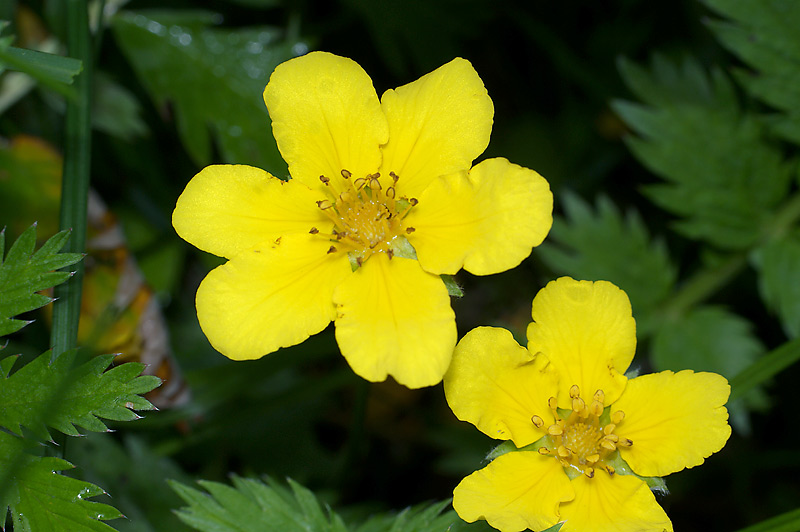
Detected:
left=310, top=170, right=417, bottom=262
left=533, top=385, right=631, bottom=478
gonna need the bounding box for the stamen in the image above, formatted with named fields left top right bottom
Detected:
left=618, top=438, right=633, bottom=447
left=386, top=187, right=396, bottom=198
left=409, top=198, right=418, bottom=206
left=406, top=227, right=416, bottom=233
left=593, top=389, right=605, bottom=403
left=317, top=200, right=333, bottom=210
left=538, top=447, right=551, bottom=455
left=531, top=415, right=544, bottom=428
left=327, top=246, right=337, bottom=254
left=353, top=178, right=366, bottom=189
left=341, top=169, right=352, bottom=179
left=611, top=411, right=625, bottom=424
left=557, top=446, right=570, bottom=458
left=309, top=227, right=319, bottom=234
left=584, top=468, right=595, bottom=478
left=389, top=171, right=399, bottom=183
left=548, top=425, right=564, bottom=436
left=569, top=385, right=581, bottom=399
left=319, top=175, right=330, bottom=185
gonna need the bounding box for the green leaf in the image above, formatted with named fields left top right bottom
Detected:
left=0, top=225, right=83, bottom=338
left=752, top=233, right=800, bottom=338
left=703, top=0, right=800, bottom=144
left=734, top=506, right=800, bottom=532
left=613, top=55, right=794, bottom=249
left=0, top=21, right=82, bottom=98
left=729, top=337, right=800, bottom=403
left=111, top=9, right=308, bottom=175
left=650, top=306, right=767, bottom=431
left=536, top=193, right=676, bottom=333
left=0, top=431, right=122, bottom=532
left=0, top=349, right=160, bottom=441
left=171, top=476, right=469, bottom=532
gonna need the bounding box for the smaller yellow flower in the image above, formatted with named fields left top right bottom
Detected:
left=445, top=277, right=732, bottom=532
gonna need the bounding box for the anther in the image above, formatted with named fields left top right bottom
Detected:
left=369, top=178, right=381, bottom=190
left=367, top=172, right=381, bottom=180
left=387, top=249, right=394, bottom=260
left=548, top=425, right=563, bottom=436
left=386, top=187, right=396, bottom=198
left=605, top=465, right=616, bottom=475
left=353, top=178, right=366, bottom=189
left=531, top=415, right=544, bottom=428
left=603, top=424, right=616, bottom=435
left=586, top=453, right=600, bottom=464
left=409, top=198, right=418, bottom=206
left=309, top=227, right=319, bottom=234
left=319, top=175, right=330, bottom=185
left=569, top=385, right=581, bottom=399
left=593, top=389, right=605, bottom=404
left=327, top=246, right=337, bottom=254
left=618, top=438, right=633, bottom=448
left=604, top=433, right=619, bottom=443
left=600, top=439, right=617, bottom=451
left=538, top=447, right=551, bottom=455
left=317, top=200, right=333, bottom=210
left=611, top=411, right=625, bottom=424
left=406, top=227, right=416, bottom=233
left=341, top=169, right=352, bottom=179
left=589, top=400, right=604, bottom=417
left=557, top=446, right=570, bottom=458
left=584, top=468, right=595, bottom=478
left=572, top=397, right=586, bottom=414
left=389, top=171, right=399, bottom=183
left=548, top=397, right=558, bottom=411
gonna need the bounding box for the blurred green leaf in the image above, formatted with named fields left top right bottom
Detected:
left=0, top=30, right=82, bottom=97
left=171, top=476, right=476, bottom=532
left=704, top=0, right=800, bottom=145
left=536, top=193, right=676, bottom=334
left=0, top=433, right=122, bottom=532
left=0, top=349, right=160, bottom=440
left=0, top=225, right=83, bottom=338
left=92, top=72, right=148, bottom=141
left=734, top=506, right=800, bottom=532
left=614, top=55, right=794, bottom=249
left=729, top=337, right=800, bottom=403
left=650, top=306, right=766, bottom=431
left=111, top=9, right=307, bottom=176
left=752, top=233, right=800, bottom=338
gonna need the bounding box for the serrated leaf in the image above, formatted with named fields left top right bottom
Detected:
left=0, top=431, right=122, bottom=532
left=536, top=193, right=676, bottom=334
left=703, top=0, right=800, bottom=144
left=0, top=350, right=160, bottom=441
left=0, top=224, right=83, bottom=338
left=650, top=306, right=766, bottom=432
left=172, top=476, right=467, bottom=532
left=614, top=55, right=794, bottom=249
left=111, top=9, right=308, bottom=175
left=752, top=233, right=800, bottom=338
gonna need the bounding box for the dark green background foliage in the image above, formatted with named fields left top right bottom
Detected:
left=1, top=0, right=800, bottom=531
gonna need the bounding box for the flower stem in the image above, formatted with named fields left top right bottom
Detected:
left=51, top=0, right=92, bottom=361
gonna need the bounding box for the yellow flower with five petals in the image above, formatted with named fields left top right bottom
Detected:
left=172, top=52, right=553, bottom=388
left=445, top=277, right=731, bottom=531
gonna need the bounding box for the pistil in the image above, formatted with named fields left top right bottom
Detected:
left=534, top=385, right=632, bottom=478
left=310, top=169, right=417, bottom=263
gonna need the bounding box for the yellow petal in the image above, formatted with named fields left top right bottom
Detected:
left=379, top=58, right=493, bottom=198
left=196, top=233, right=351, bottom=360
left=559, top=473, right=673, bottom=532
left=333, top=254, right=456, bottom=388
left=405, top=158, right=553, bottom=275
left=614, top=370, right=732, bottom=477
left=172, top=164, right=325, bottom=258
left=263, top=52, right=388, bottom=192
left=453, top=451, right=573, bottom=532
left=526, top=277, right=636, bottom=408
left=444, top=326, right=558, bottom=447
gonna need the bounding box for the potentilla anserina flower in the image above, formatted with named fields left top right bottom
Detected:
left=445, top=277, right=732, bottom=531
left=172, top=51, right=553, bottom=388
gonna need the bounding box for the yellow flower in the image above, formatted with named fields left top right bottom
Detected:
left=172, top=52, right=553, bottom=388
left=445, top=277, right=732, bottom=532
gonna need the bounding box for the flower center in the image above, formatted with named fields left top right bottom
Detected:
left=531, top=385, right=632, bottom=479
left=310, top=170, right=417, bottom=264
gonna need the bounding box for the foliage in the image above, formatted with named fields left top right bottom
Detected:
left=0, top=227, right=160, bottom=530
left=2, top=0, right=800, bottom=531
left=0, top=225, right=82, bottom=337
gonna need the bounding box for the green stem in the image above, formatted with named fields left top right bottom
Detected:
left=660, top=190, right=800, bottom=322
left=51, top=0, right=92, bottom=360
